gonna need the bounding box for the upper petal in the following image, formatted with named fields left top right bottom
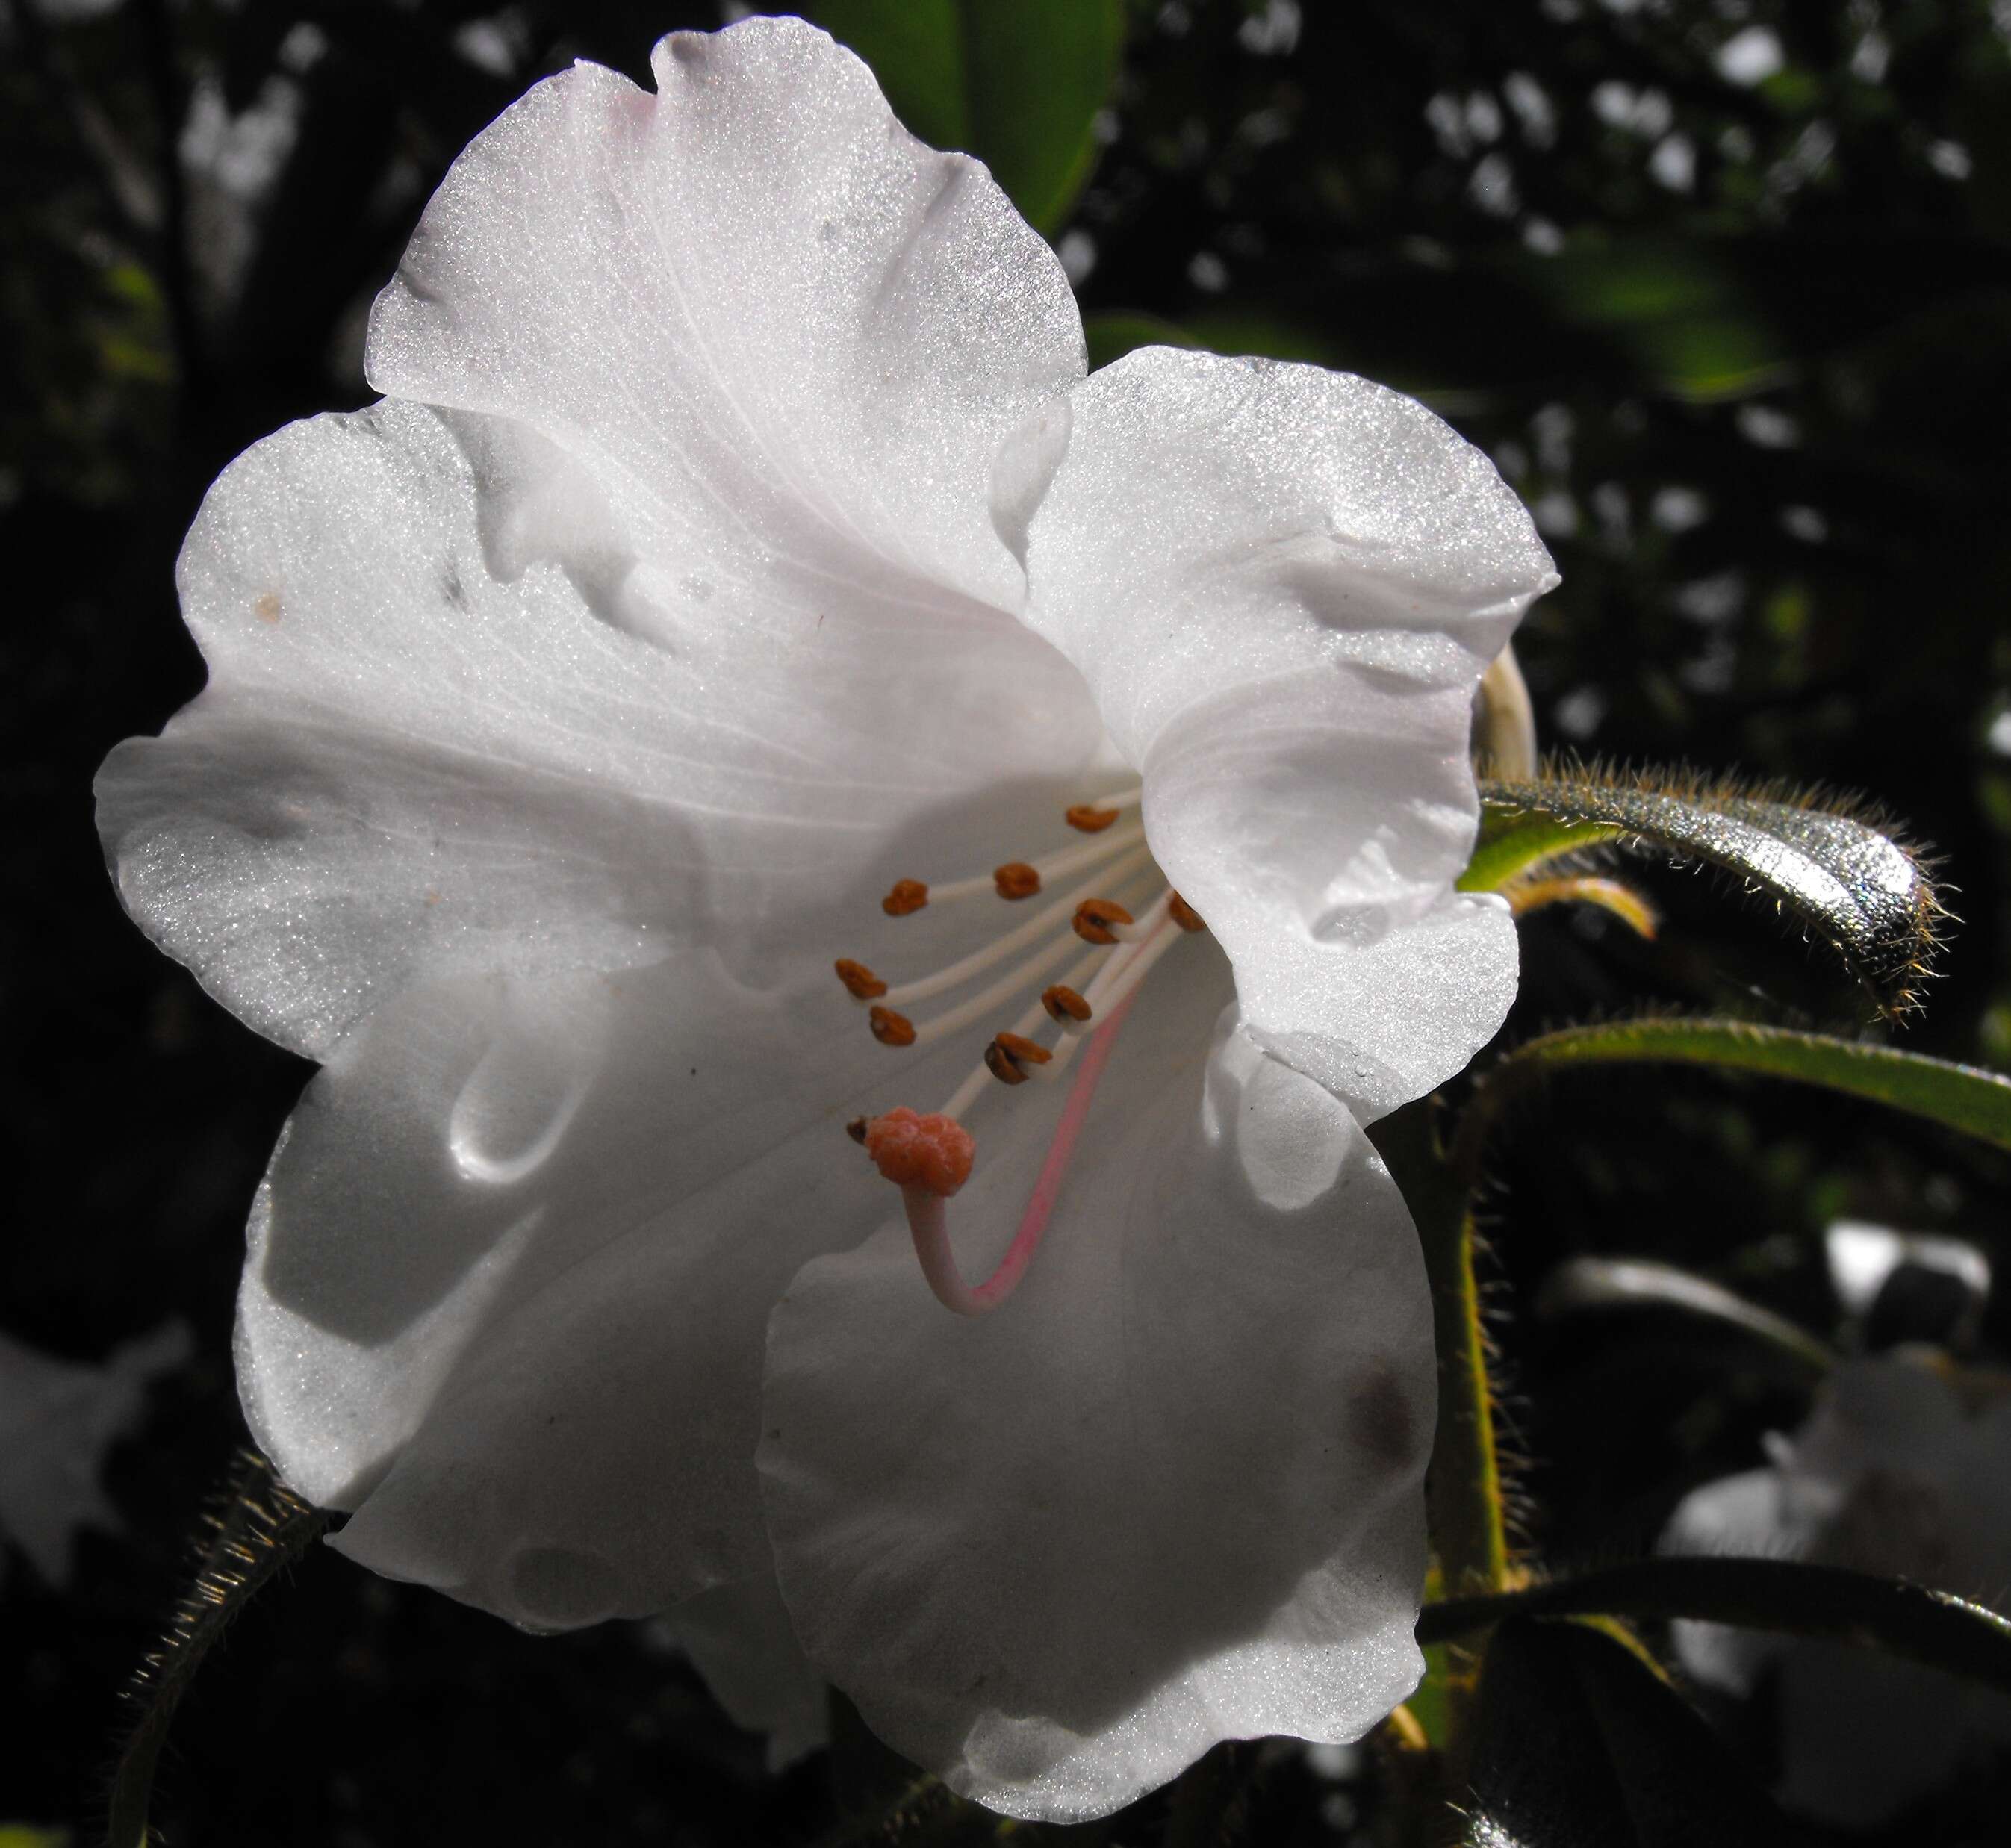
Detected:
left=367, top=16, right=1087, bottom=635
left=759, top=958, right=1434, bottom=1821
left=1010, top=348, right=1557, bottom=1116
left=103, top=15, right=1105, bottom=1063
left=98, top=399, right=1102, bottom=1059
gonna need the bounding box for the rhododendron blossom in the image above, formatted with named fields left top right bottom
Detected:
left=1665, top=1353, right=2011, bottom=1826
left=96, top=16, right=1555, bottom=1820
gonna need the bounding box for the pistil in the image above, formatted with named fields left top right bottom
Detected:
left=859, top=994, right=1139, bottom=1317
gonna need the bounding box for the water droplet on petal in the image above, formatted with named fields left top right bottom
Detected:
left=448, top=989, right=602, bottom=1186
left=1312, top=902, right=1392, bottom=948
left=509, top=1544, right=621, bottom=1630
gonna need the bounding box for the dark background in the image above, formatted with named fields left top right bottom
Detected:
left=5, top=1, right=2011, bottom=1842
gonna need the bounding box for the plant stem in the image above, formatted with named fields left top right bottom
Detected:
left=1373, top=1101, right=1509, bottom=1603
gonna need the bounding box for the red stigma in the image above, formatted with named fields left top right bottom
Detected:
left=862, top=1107, right=975, bottom=1198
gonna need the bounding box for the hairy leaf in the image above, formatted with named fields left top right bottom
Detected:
left=1461, top=1019, right=2011, bottom=1172
left=1461, top=1620, right=1793, bottom=1847
left=1461, top=805, right=1627, bottom=894
left=108, top=1450, right=327, bottom=1848
left=1423, top=1558, right=2011, bottom=1702
left=809, top=1, right=1124, bottom=231
left=1474, top=769, right=1946, bottom=1019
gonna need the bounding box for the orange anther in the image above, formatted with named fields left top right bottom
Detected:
left=993, top=862, right=1042, bottom=900
left=985, top=1032, right=1052, bottom=1085
left=1065, top=804, right=1120, bottom=833
left=1042, top=984, right=1092, bottom=1024
left=882, top=878, right=929, bottom=916
left=834, top=957, right=887, bottom=1000
left=861, top=1107, right=975, bottom=1197
left=869, top=1005, right=916, bottom=1047
left=1168, top=892, right=1207, bottom=933
left=1073, top=897, right=1134, bottom=945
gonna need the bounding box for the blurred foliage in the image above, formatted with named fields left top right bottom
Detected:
left=6, top=0, right=2011, bottom=1844
left=808, top=0, right=1125, bottom=229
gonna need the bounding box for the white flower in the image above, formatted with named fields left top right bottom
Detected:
left=1664, top=1352, right=2011, bottom=1825
left=0, top=1322, right=189, bottom=1587
left=95, top=17, right=1554, bottom=1820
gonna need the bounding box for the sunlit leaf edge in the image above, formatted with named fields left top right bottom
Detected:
left=1476, top=762, right=1951, bottom=1021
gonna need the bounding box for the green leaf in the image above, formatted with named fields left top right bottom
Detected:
left=109, top=1450, right=328, bottom=1848
left=808, top=1, right=1124, bottom=231
left=1474, top=769, right=1947, bottom=1021
left=1082, top=310, right=1200, bottom=371
left=1423, top=1558, right=2011, bottom=1702
left=1460, top=804, right=1627, bottom=895
left=1538, top=1256, right=1836, bottom=1377
left=1463, top=1020, right=2011, bottom=1168
left=1460, top=1620, right=1791, bottom=1847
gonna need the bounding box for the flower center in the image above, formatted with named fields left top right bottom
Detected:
left=834, top=785, right=1208, bottom=1316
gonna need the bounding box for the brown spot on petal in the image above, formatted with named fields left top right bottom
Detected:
left=253, top=592, right=282, bottom=625
left=1349, top=1363, right=1420, bottom=1471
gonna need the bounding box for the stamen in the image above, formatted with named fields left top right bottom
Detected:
left=1042, top=984, right=1092, bottom=1024
left=993, top=862, right=1041, bottom=900
left=1073, top=898, right=1133, bottom=945
left=834, top=958, right=887, bottom=1000
left=983, top=1031, right=1052, bottom=1085
left=885, top=821, right=1146, bottom=914
left=872, top=992, right=1140, bottom=1317
left=884, top=925, right=1098, bottom=1050
left=1065, top=786, right=1143, bottom=833
left=1024, top=906, right=1183, bottom=1084
left=868, top=1005, right=916, bottom=1047
left=850, top=849, right=1151, bottom=1009
left=1168, top=892, right=1207, bottom=933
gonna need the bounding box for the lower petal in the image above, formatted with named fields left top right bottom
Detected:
left=661, top=1573, right=830, bottom=1770
left=757, top=993, right=1434, bottom=1821
left=239, top=948, right=981, bottom=1628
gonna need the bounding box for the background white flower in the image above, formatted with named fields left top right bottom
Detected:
left=0, top=1322, right=189, bottom=1589
left=95, top=16, right=1552, bottom=1821
left=1665, top=1352, right=2011, bottom=1825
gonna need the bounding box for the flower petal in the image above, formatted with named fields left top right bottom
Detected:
left=367, top=16, right=1086, bottom=638
left=0, top=1322, right=189, bottom=1587
left=662, top=1574, right=830, bottom=1770
left=98, top=399, right=1101, bottom=1059
left=759, top=958, right=1434, bottom=1821
left=1660, top=1469, right=1795, bottom=1696
left=240, top=947, right=996, bottom=1628
left=1009, top=348, right=1558, bottom=1117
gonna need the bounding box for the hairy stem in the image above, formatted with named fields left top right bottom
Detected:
left=1373, top=1102, right=1508, bottom=1601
